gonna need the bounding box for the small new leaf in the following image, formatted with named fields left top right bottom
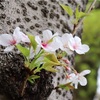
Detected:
left=60, top=4, right=73, bottom=16
left=75, top=6, right=87, bottom=20
left=44, top=53, right=60, bottom=65
left=28, top=75, right=40, bottom=84
left=42, top=63, right=57, bottom=72
left=16, top=44, right=30, bottom=57
left=28, top=34, right=37, bottom=51
left=42, top=53, right=60, bottom=72
left=58, top=82, right=74, bottom=90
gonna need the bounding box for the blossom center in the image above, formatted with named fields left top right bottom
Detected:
left=73, top=43, right=78, bottom=49
left=9, top=39, right=16, bottom=45
left=42, top=43, right=48, bottom=47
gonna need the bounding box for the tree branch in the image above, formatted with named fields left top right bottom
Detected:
left=72, top=0, right=97, bottom=35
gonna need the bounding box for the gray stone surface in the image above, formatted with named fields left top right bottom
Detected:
left=0, top=0, right=88, bottom=100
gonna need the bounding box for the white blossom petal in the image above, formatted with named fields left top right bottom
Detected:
left=49, top=37, right=61, bottom=50
left=80, top=70, right=91, bottom=76
left=76, top=44, right=90, bottom=54
left=67, top=37, right=75, bottom=51
left=74, top=36, right=81, bottom=45
left=61, top=33, right=73, bottom=45
left=43, top=30, right=52, bottom=43
left=13, top=27, right=22, bottom=43
left=4, top=46, right=14, bottom=52
left=20, top=33, right=30, bottom=43
left=0, top=34, right=13, bottom=46
left=35, top=36, right=42, bottom=46
left=13, top=27, right=30, bottom=43
left=79, top=76, right=87, bottom=86
left=74, top=81, right=78, bottom=89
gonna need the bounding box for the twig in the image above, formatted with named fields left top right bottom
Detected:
left=87, top=0, right=97, bottom=13
left=72, top=0, right=97, bottom=35
left=21, top=74, right=29, bottom=96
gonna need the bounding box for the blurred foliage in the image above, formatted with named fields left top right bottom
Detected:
left=74, top=5, right=100, bottom=100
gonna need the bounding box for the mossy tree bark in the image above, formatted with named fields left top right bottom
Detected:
left=0, top=0, right=88, bottom=100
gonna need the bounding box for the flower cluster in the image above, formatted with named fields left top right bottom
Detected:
left=0, top=27, right=91, bottom=89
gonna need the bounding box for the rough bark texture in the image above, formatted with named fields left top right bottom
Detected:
left=0, top=0, right=88, bottom=100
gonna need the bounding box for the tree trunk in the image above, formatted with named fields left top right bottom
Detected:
left=0, top=0, right=88, bottom=100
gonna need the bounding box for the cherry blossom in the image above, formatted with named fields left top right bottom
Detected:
left=35, top=30, right=60, bottom=52
left=68, top=36, right=90, bottom=54
left=67, top=70, right=91, bottom=89
left=60, top=33, right=89, bottom=54
left=60, top=33, right=74, bottom=54
left=0, top=27, right=30, bottom=52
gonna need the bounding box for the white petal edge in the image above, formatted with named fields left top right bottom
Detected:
left=79, top=76, right=87, bottom=86
left=43, top=30, right=52, bottom=43
left=13, top=27, right=22, bottom=43
left=75, top=44, right=90, bottom=54
left=35, top=36, right=42, bottom=46
left=0, top=34, right=13, bottom=46
left=4, top=46, right=14, bottom=52
left=80, top=70, right=91, bottom=76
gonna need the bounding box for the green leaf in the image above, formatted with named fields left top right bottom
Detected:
left=58, top=82, right=74, bottom=90
left=42, top=63, right=57, bottom=72
left=29, top=60, right=41, bottom=71
left=75, top=6, right=87, bottom=20
left=29, top=50, right=44, bottom=70
left=16, top=44, right=30, bottom=57
left=60, top=4, right=73, bottom=16
left=33, top=67, right=42, bottom=74
left=44, top=53, right=60, bottom=65
left=42, top=53, right=60, bottom=72
left=27, top=75, right=40, bottom=84
left=28, top=34, right=37, bottom=51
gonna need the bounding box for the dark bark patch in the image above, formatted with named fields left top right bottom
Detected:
left=0, top=53, right=54, bottom=100
left=27, top=1, right=38, bottom=10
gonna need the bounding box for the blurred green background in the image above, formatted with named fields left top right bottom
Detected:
left=74, top=1, right=100, bottom=100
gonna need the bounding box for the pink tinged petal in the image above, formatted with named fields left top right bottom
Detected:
left=78, top=76, right=87, bottom=86
left=20, top=33, right=30, bottom=43
left=75, top=44, right=90, bottom=54
left=74, top=36, right=81, bottom=45
left=0, top=34, right=13, bottom=46
left=13, top=27, right=30, bottom=43
left=40, top=37, right=59, bottom=52
left=4, top=46, right=14, bottom=52
left=45, top=37, right=61, bottom=52
left=13, top=27, right=22, bottom=43
left=43, top=45, right=54, bottom=52
left=60, top=34, right=74, bottom=53
left=80, top=70, right=91, bottom=76
left=67, top=38, right=76, bottom=51
left=68, top=36, right=81, bottom=51
left=43, top=30, right=52, bottom=43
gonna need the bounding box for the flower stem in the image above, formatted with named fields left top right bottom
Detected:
left=21, top=74, right=29, bottom=96
left=72, top=0, right=97, bottom=35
